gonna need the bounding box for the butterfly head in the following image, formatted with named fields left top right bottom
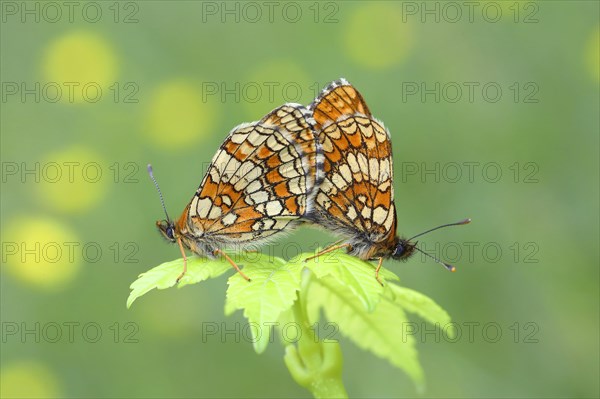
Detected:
left=156, top=219, right=177, bottom=243
left=391, top=238, right=417, bottom=261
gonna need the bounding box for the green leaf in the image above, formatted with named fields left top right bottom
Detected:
left=127, top=256, right=231, bottom=308
left=309, top=276, right=425, bottom=391
left=385, top=283, right=455, bottom=338
left=293, top=250, right=400, bottom=281
left=284, top=334, right=347, bottom=399
left=283, top=291, right=349, bottom=399
left=295, top=250, right=399, bottom=312
left=128, top=249, right=455, bottom=394
left=225, top=255, right=303, bottom=354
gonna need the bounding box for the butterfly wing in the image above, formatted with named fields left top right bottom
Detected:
left=260, top=103, right=323, bottom=208
left=309, top=79, right=397, bottom=250
left=181, top=104, right=317, bottom=249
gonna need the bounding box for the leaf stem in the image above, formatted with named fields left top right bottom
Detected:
left=283, top=272, right=348, bottom=399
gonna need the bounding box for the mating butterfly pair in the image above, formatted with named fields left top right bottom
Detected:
left=150, top=79, right=469, bottom=283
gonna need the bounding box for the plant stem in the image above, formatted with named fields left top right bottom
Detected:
left=283, top=273, right=348, bottom=399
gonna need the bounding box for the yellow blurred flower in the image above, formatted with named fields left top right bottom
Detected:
left=585, top=26, right=599, bottom=83
left=143, top=79, right=219, bottom=150
left=37, top=146, right=108, bottom=213
left=342, top=3, right=413, bottom=69
left=0, top=361, right=61, bottom=398
left=43, top=31, right=118, bottom=103
left=2, top=217, right=81, bottom=290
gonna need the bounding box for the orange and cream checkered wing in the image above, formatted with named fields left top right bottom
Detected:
left=181, top=104, right=318, bottom=248
left=311, top=79, right=371, bottom=130
left=260, top=103, right=323, bottom=207
left=308, top=79, right=397, bottom=246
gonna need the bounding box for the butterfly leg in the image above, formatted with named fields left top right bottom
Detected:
left=304, top=242, right=351, bottom=262
left=241, top=243, right=260, bottom=253
left=374, top=257, right=384, bottom=286
left=175, top=237, right=188, bottom=283
left=214, top=249, right=251, bottom=282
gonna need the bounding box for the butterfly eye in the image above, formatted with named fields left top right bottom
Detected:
left=392, top=244, right=404, bottom=258
left=166, top=226, right=175, bottom=240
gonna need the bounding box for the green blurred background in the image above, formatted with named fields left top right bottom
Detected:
left=1, top=1, right=598, bottom=398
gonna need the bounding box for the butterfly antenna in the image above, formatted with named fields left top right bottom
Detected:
left=413, top=246, right=457, bottom=272
left=408, top=218, right=471, bottom=241
left=147, top=164, right=171, bottom=222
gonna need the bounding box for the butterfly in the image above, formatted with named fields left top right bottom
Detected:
left=304, top=78, right=470, bottom=283
left=149, top=103, right=321, bottom=282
